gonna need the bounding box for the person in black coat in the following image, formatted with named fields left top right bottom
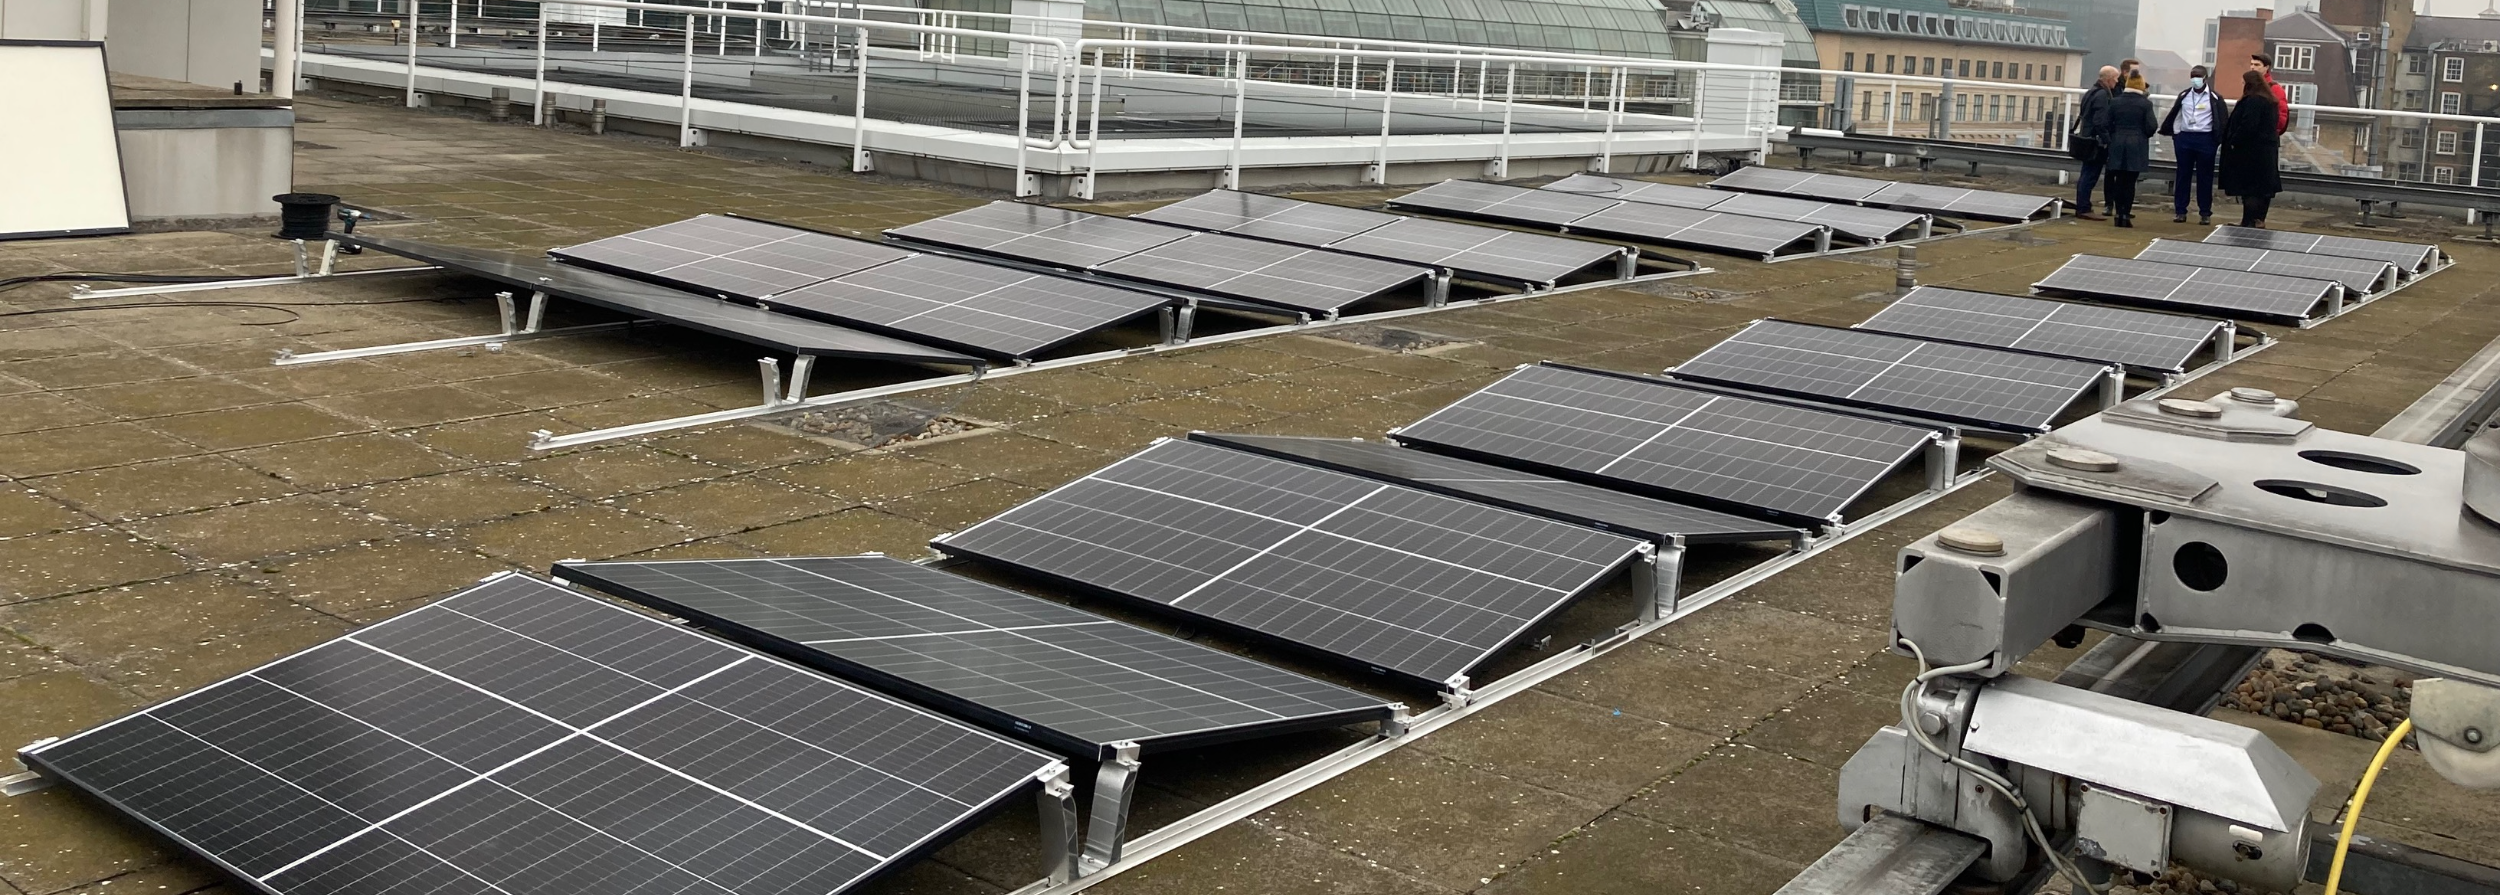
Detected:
left=2102, top=72, right=2161, bottom=228
left=2219, top=69, right=2284, bottom=228
left=2069, top=66, right=2120, bottom=220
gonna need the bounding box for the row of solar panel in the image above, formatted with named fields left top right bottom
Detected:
left=2032, top=226, right=2445, bottom=324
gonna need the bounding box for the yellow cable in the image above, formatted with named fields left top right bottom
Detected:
left=2323, top=717, right=2413, bottom=895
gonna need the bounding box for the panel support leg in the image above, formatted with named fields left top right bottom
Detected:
left=783, top=355, right=817, bottom=404
left=2100, top=366, right=2126, bottom=408
left=0, top=768, right=55, bottom=798
left=1634, top=539, right=1684, bottom=622
left=1813, top=227, right=1833, bottom=254
left=495, top=291, right=520, bottom=336
left=1037, top=764, right=1081, bottom=885
left=1427, top=272, right=1451, bottom=308
left=2327, top=284, right=2348, bottom=319
left=1079, top=742, right=1143, bottom=875
left=1616, top=248, right=1639, bottom=280
left=1917, top=215, right=1933, bottom=239
left=756, top=358, right=784, bottom=408
left=523, top=290, right=548, bottom=333
left=1923, top=433, right=1961, bottom=492
left=2213, top=322, right=2238, bottom=364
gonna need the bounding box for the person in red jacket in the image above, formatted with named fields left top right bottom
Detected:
left=2251, top=54, right=2291, bottom=135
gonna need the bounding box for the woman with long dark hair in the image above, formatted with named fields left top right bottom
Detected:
left=2218, top=69, right=2283, bottom=228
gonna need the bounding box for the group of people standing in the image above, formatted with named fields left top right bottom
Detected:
left=2069, top=56, right=2287, bottom=228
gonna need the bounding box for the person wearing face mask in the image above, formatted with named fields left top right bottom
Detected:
left=2160, top=65, right=2226, bottom=224
left=2103, top=71, right=2160, bottom=228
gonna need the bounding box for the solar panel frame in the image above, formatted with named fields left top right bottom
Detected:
left=1390, top=363, right=1943, bottom=527
left=887, top=201, right=1192, bottom=270
left=1130, top=190, right=1401, bottom=245
left=1390, top=179, right=1828, bottom=259
left=1666, top=319, right=2117, bottom=433
left=1186, top=433, right=1805, bottom=546
left=1707, top=166, right=1890, bottom=202
left=1386, top=179, right=1622, bottom=226
left=2033, top=254, right=2344, bottom=322
left=1135, top=190, right=1624, bottom=289
left=552, top=556, right=1398, bottom=759
left=2203, top=225, right=2441, bottom=275
left=338, top=232, right=986, bottom=366
left=1863, top=182, right=2061, bottom=222
left=761, top=254, right=1171, bottom=359
left=549, top=214, right=917, bottom=302
left=2136, top=238, right=2398, bottom=295
left=1857, top=287, right=2230, bottom=375
left=19, top=573, right=1063, bottom=895
left=1543, top=174, right=1929, bottom=243
left=1091, top=232, right=1437, bottom=314
left=933, top=439, right=1650, bottom=689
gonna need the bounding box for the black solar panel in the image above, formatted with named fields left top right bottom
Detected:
left=1392, top=363, right=1941, bottom=527
left=1565, top=200, right=1827, bottom=258
left=339, top=233, right=985, bottom=366
left=1093, top=232, right=1434, bottom=314
left=934, top=439, right=1648, bottom=689
left=553, top=556, right=1397, bottom=758
left=1187, top=433, right=1803, bottom=546
left=1668, top=319, right=2115, bottom=432
left=551, top=215, right=914, bottom=301
left=20, top=574, right=1061, bottom=895
left=1859, top=287, right=2230, bottom=375
left=2204, top=225, right=2440, bottom=275
left=1132, top=190, right=1399, bottom=245
left=888, top=201, right=1188, bottom=269
left=1707, top=166, right=1889, bottom=202
left=1544, top=174, right=1928, bottom=243
left=2140, top=238, right=2399, bottom=295
left=1387, top=179, right=1621, bottom=226
left=1864, top=182, right=2060, bottom=222
left=763, top=254, right=1169, bottom=359
left=2034, top=254, right=2342, bottom=322
left=1325, top=217, right=1623, bottom=288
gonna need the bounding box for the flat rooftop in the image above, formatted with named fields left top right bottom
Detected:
left=2, top=92, right=2495, bottom=895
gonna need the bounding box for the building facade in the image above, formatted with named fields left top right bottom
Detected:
left=1792, top=0, right=2085, bottom=143
left=2211, top=8, right=2271, bottom=98
left=2259, top=0, right=2417, bottom=176
left=2391, top=13, right=2500, bottom=186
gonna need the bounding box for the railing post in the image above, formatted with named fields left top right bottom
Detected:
left=1226, top=48, right=1247, bottom=189
left=1689, top=68, right=1705, bottom=171
left=404, top=6, right=418, bottom=107
left=1015, top=50, right=1034, bottom=197
left=1369, top=57, right=1396, bottom=184
left=448, top=0, right=458, bottom=48
left=851, top=24, right=871, bottom=171
left=590, top=20, right=600, bottom=52
left=533, top=8, right=549, bottom=125
left=680, top=16, right=696, bottom=147
left=1085, top=47, right=1106, bottom=199
left=1492, top=61, right=1516, bottom=179
left=2059, top=93, right=2074, bottom=151
left=1474, top=55, right=1487, bottom=108
left=1599, top=65, right=1622, bottom=173
left=2476, top=122, right=2487, bottom=188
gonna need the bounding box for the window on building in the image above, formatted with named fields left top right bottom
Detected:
left=2024, top=63, right=2035, bottom=80
left=1919, top=93, right=1935, bottom=121
left=2409, top=54, right=2430, bottom=75
left=1943, top=18, right=1957, bottom=36
left=1887, top=11, right=1901, bottom=30
left=1924, top=57, right=1936, bottom=76
left=2439, top=131, right=2460, bottom=155
left=1988, top=95, right=2002, bottom=121
left=2400, top=128, right=2421, bottom=148
left=1844, top=6, right=1861, bottom=27
left=1844, top=52, right=1855, bottom=72
left=1864, top=90, right=1876, bottom=113
left=2056, top=64, right=2064, bottom=82
left=2405, top=89, right=2425, bottom=110
left=2436, top=166, right=2456, bottom=184
left=1960, top=59, right=1972, bottom=77
left=1992, top=61, right=2005, bottom=79
left=1955, top=93, right=1968, bottom=120
left=2021, top=96, right=2032, bottom=120
left=2446, top=57, right=2466, bottom=82
left=1886, top=55, right=1897, bottom=74
left=2399, top=162, right=2420, bottom=179
left=2275, top=44, right=2315, bottom=72
left=2444, top=91, right=2463, bottom=115
left=1865, top=54, right=1877, bottom=72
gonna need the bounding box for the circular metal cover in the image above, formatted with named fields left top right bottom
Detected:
left=2229, top=387, right=2279, bottom=404
left=2158, top=398, right=2224, bottom=418
left=2045, top=447, right=2120, bottom=472
left=1937, top=526, right=2006, bottom=556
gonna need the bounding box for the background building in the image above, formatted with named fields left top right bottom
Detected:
left=2029, top=0, right=2133, bottom=68
left=2212, top=8, right=2273, bottom=98
left=2391, top=12, right=2500, bottom=185
left=1792, top=0, right=2084, bottom=143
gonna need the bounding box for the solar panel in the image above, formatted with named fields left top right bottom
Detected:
left=1093, top=232, right=1435, bottom=314
left=1131, top=190, right=1399, bottom=245
left=19, top=573, right=1062, bottom=895
left=1187, top=433, right=1804, bottom=546
left=339, top=232, right=985, bottom=366
left=2136, top=238, right=2396, bottom=296
left=2034, top=254, right=2343, bottom=322
left=1324, top=217, right=1625, bottom=288
left=1564, top=200, right=1828, bottom=259
left=1707, top=166, right=1889, bottom=202
left=551, top=214, right=914, bottom=301
left=762, top=254, right=1169, bottom=359
left=934, top=439, right=1648, bottom=689
left=1391, top=363, right=1942, bottom=527
left=1858, top=287, right=2230, bottom=375
left=1668, top=319, right=2115, bottom=432
left=553, top=556, right=1398, bottom=758
left=1387, top=179, right=1621, bottom=226
left=1863, top=182, right=2061, bottom=222
left=1543, top=174, right=1928, bottom=243
left=2201, top=225, right=2440, bottom=277
left=887, top=201, right=1189, bottom=269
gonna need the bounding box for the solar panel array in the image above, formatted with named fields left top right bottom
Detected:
left=935, top=439, right=1648, bottom=688
left=1543, top=173, right=1929, bottom=243
left=2202, top=226, right=2441, bottom=276
left=21, top=574, right=1061, bottom=895
left=1392, top=363, right=1941, bottom=526
left=1669, top=319, right=2114, bottom=432
left=764, top=254, right=1168, bottom=358
left=2034, top=254, right=2342, bottom=322
left=342, top=233, right=985, bottom=366
left=551, top=214, right=913, bottom=301
left=893, top=200, right=1434, bottom=314
left=553, top=556, right=1396, bottom=757
left=1706, top=167, right=2059, bottom=221
left=1132, top=190, right=1623, bottom=288
left=1859, top=287, right=2229, bottom=374
left=1708, top=166, right=1888, bottom=202
left=1387, top=180, right=1826, bottom=259
left=2137, top=238, right=2398, bottom=295
left=1188, top=433, right=1804, bottom=546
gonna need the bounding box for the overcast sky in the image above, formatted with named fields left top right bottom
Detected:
left=2133, top=0, right=2495, bottom=67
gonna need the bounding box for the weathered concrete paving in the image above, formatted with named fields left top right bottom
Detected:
left=0, top=92, right=2493, bottom=895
